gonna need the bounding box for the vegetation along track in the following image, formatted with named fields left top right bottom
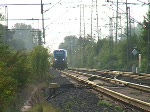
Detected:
left=61, top=69, right=150, bottom=112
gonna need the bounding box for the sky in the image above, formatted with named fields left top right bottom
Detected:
left=0, top=0, right=149, bottom=51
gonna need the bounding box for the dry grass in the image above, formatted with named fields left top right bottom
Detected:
left=20, top=82, right=60, bottom=112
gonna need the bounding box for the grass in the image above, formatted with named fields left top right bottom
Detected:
left=98, top=100, right=124, bottom=112
left=30, top=101, right=60, bottom=112
left=98, top=100, right=112, bottom=107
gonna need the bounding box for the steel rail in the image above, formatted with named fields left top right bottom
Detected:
left=113, top=78, right=150, bottom=93
left=70, top=68, right=150, bottom=79
left=61, top=71, right=150, bottom=111
left=68, top=70, right=150, bottom=93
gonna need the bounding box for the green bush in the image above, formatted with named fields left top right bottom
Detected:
left=0, top=73, right=17, bottom=111
left=29, top=46, right=51, bottom=83
left=0, top=43, right=31, bottom=111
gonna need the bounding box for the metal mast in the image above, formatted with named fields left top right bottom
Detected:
left=80, top=4, right=82, bottom=37
left=126, top=0, right=129, bottom=70
left=91, top=0, right=94, bottom=38
left=83, top=4, right=86, bottom=66
left=115, top=0, right=118, bottom=43
left=148, top=0, right=150, bottom=72
left=79, top=4, right=84, bottom=38
left=96, top=0, right=99, bottom=41
left=5, top=6, right=8, bottom=44
left=41, top=0, right=45, bottom=44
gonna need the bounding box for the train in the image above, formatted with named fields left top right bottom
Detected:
left=52, top=49, right=68, bottom=70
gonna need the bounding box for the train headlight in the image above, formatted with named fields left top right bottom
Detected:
left=62, top=59, right=65, bottom=61
left=54, top=58, right=57, bottom=61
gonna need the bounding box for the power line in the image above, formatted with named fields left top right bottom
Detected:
left=1, top=18, right=50, bottom=21
left=110, top=1, right=149, bottom=5
left=136, top=0, right=148, bottom=5
left=108, top=1, right=145, bottom=27
left=44, top=0, right=62, bottom=13
left=0, top=3, right=51, bottom=6
left=10, top=28, right=40, bottom=31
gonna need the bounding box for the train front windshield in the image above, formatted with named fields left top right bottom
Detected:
left=53, top=50, right=67, bottom=69
left=54, top=50, right=66, bottom=59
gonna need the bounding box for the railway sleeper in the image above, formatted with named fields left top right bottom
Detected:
left=46, top=83, right=91, bottom=100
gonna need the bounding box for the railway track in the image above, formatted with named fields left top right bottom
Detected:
left=72, top=68, right=150, bottom=86
left=60, top=69, right=150, bottom=112
left=69, top=69, right=150, bottom=92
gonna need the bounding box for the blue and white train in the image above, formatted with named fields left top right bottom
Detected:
left=52, top=49, right=67, bottom=70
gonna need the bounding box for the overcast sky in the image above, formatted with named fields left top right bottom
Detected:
left=0, top=0, right=149, bottom=51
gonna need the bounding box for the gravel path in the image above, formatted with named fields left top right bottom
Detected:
left=47, top=69, right=135, bottom=112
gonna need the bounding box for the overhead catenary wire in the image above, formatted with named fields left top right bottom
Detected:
left=44, top=0, right=62, bottom=13
left=2, top=18, right=50, bottom=21
left=136, top=0, right=148, bottom=5
left=1, top=0, right=148, bottom=47
left=108, top=1, right=146, bottom=27
left=0, top=3, right=51, bottom=6
left=110, top=1, right=149, bottom=5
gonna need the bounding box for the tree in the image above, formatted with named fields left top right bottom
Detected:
left=57, top=11, right=150, bottom=72
left=59, top=35, right=79, bottom=67
left=9, top=38, right=25, bottom=50
left=0, top=12, right=15, bottom=45
left=29, top=46, right=51, bottom=83
left=0, top=43, right=31, bottom=111
left=138, top=12, right=150, bottom=73
left=0, top=75, right=17, bottom=111
left=12, top=23, right=38, bottom=51
left=59, top=35, right=97, bottom=68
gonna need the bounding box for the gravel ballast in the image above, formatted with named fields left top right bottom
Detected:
left=47, top=69, right=136, bottom=112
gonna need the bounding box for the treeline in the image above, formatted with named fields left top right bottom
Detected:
left=59, top=12, right=150, bottom=73
left=0, top=43, right=50, bottom=112
left=0, top=43, right=51, bottom=111
left=0, top=21, right=51, bottom=111
left=0, top=22, right=41, bottom=51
